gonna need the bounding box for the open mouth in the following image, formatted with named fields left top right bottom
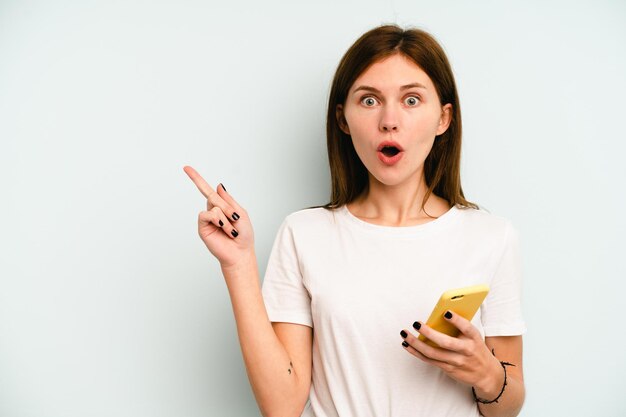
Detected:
left=380, top=146, right=401, bottom=157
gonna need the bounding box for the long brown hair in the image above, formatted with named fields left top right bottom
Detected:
left=306, top=24, right=478, bottom=212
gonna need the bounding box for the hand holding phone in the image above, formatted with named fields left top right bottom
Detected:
left=418, top=284, right=490, bottom=348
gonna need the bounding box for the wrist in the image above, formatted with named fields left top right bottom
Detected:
left=221, top=250, right=257, bottom=274
left=222, top=253, right=260, bottom=297
left=473, top=357, right=505, bottom=400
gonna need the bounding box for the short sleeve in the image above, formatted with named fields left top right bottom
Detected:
left=261, top=216, right=313, bottom=328
left=481, top=221, right=527, bottom=336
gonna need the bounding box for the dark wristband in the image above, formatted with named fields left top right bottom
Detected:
left=472, top=348, right=516, bottom=405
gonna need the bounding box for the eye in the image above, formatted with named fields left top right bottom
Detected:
left=361, top=96, right=378, bottom=107
left=404, top=96, right=420, bottom=106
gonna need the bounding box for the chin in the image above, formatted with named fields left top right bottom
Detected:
left=370, top=172, right=405, bottom=186
left=372, top=168, right=424, bottom=186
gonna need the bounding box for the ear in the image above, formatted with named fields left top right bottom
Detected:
left=336, top=104, right=350, bottom=135
left=436, top=103, right=453, bottom=136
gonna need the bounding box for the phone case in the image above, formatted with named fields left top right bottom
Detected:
left=417, top=284, right=490, bottom=348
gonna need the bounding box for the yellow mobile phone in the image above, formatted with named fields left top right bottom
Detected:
left=418, top=284, right=490, bottom=348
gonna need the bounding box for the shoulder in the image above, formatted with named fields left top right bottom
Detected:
left=282, top=206, right=339, bottom=231
left=273, top=206, right=342, bottom=246
left=455, top=205, right=519, bottom=243
left=282, top=207, right=341, bottom=239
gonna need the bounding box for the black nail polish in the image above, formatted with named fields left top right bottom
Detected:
left=444, top=311, right=452, bottom=319
left=413, top=321, right=421, bottom=330
left=400, top=330, right=407, bottom=338
left=219, top=220, right=224, bottom=227
left=231, top=229, right=238, bottom=238
left=232, top=212, right=240, bottom=221
left=221, top=183, right=227, bottom=192
left=402, top=341, right=409, bottom=347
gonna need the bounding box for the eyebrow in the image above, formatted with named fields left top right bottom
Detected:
left=352, top=83, right=427, bottom=94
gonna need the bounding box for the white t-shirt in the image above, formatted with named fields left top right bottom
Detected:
left=261, top=204, right=526, bottom=417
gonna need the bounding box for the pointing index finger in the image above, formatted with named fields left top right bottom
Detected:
left=183, top=166, right=214, bottom=199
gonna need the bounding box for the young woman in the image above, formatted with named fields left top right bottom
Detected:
left=184, top=24, right=526, bottom=417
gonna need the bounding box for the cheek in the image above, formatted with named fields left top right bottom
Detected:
left=406, top=113, right=440, bottom=139
left=344, top=111, right=377, bottom=142
left=344, top=109, right=370, bottom=129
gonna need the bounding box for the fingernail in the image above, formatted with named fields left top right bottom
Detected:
left=232, top=212, right=240, bottom=221
left=402, top=341, right=409, bottom=347
left=444, top=311, right=452, bottom=319
left=219, top=220, right=224, bottom=227
left=231, top=229, right=238, bottom=238
left=220, top=183, right=227, bottom=192
left=400, top=330, right=407, bottom=338
left=413, top=321, right=421, bottom=330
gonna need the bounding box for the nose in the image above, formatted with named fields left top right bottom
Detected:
left=379, top=104, right=399, bottom=132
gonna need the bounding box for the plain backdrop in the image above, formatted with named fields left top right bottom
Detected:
left=1, top=0, right=625, bottom=416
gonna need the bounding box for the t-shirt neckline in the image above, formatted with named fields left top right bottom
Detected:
left=338, top=203, right=460, bottom=237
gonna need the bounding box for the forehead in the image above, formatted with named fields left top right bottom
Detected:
left=350, top=53, right=434, bottom=92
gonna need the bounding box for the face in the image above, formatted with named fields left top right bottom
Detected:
left=337, top=53, right=452, bottom=187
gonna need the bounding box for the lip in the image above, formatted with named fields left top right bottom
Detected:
left=376, top=140, right=404, bottom=166
left=376, top=140, right=404, bottom=152
left=377, top=150, right=404, bottom=165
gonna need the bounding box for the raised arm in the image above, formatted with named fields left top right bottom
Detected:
left=183, top=166, right=312, bottom=416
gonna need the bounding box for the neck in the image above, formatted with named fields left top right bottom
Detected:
left=348, top=171, right=450, bottom=227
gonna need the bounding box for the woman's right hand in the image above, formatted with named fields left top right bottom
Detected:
left=183, top=166, right=255, bottom=269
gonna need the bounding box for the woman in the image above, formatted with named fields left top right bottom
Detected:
left=184, top=24, right=526, bottom=417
